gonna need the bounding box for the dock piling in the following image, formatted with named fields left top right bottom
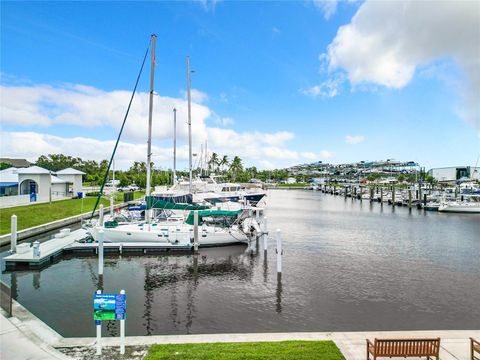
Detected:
left=408, top=190, right=412, bottom=208
left=98, top=230, right=104, bottom=276
left=10, top=215, right=17, bottom=253
left=263, top=217, right=268, bottom=252
left=276, top=229, right=282, bottom=274
left=193, top=210, right=199, bottom=253
left=33, top=241, right=40, bottom=258
left=99, top=204, right=104, bottom=226
left=110, top=196, right=114, bottom=217
left=380, top=188, right=383, bottom=203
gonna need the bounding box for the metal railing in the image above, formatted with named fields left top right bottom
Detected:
left=0, top=281, right=12, bottom=317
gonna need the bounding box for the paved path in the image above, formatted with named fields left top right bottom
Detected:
left=2, top=303, right=479, bottom=359
left=0, top=312, right=69, bottom=360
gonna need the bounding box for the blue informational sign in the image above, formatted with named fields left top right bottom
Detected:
left=94, top=293, right=126, bottom=321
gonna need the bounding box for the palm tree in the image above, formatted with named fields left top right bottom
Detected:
left=220, top=155, right=229, bottom=174
left=229, top=156, right=243, bottom=179
left=209, top=152, right=219, bottom=173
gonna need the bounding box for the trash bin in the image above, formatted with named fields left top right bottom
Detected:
left=77, top=192, right=84, bottom=199
left=30, top=192, right=37, bottom=202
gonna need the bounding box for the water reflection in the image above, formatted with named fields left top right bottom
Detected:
left=2, top=190, right=480, bottom=336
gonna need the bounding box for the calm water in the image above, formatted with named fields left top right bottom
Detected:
left=2, top=189, right=479, bottom=337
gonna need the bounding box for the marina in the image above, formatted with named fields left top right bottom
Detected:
left=1, top=189, right=479, bottom=338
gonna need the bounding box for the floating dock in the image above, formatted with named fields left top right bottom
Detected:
left=3, top=228, right=195, bottom=271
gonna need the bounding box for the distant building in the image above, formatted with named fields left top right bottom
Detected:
left=286, top=177, right=297, bottom=184
left=428, top=166, right=480, bottom=182
left=0, top=158, right=31, bottom=168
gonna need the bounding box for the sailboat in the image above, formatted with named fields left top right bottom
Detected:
left=89, top=35, right=249, bottom=246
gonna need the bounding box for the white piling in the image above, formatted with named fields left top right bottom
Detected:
left=96, top=289, right=102, bottom=355
left=255, top=208, right=260, bottom=225
left=276, top=229, right=282, bottom=274
left=263, top=217, right=268, bottom=252
left=33, top=241, right=40, bottom=258
left=110, top=196, right=114, bottom=217
left=193, top=210, right=199, bottom=253
left=10, top=215, right=17, bottom=253
left=99, top=204, right=104, bottom=226
left=120, top=289, right=126, bottom=355
left=98, top=229, right=104, bottom=276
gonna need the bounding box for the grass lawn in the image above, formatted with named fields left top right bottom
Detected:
left=0, top=197, right=116, bottom=235
left=113, top=190, right=145, bottom=202
left=145, top=341, right=345, bottom=360
left=277, top=183, right=308, bottom=188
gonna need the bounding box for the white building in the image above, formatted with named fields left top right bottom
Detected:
left=428, top=166, right=480, bottom=182
left=0, top=165, right=85, bottom=208
left=55, top=167, right=86, bottom=195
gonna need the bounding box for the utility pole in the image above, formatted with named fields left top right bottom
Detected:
left=187, top=56, right=193, bottom=193
left=146, top=34, right=156, bottom=224
left=173, top=108, right=177, bottom=185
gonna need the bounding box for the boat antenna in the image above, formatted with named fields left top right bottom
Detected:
left=89, top=37, right=151, bottom=220
left=187, top=56, right=193, bottom=193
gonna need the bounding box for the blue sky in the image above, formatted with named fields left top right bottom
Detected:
left=1, top=0, right=479, bottom=170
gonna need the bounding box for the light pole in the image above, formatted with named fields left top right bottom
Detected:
left=173, top=108, right=177, bottom=185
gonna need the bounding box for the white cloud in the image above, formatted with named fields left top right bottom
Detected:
left=312, top=0, right=338, bottom=20
left=195, top=0, right=221, bottom=11
left=326, top=0, right=480, bottom=131
left=182, top=88, right=209, bottom=104
left=259, top=160, right=276, bottom=170
left=301, top=75, right=344, bottom=98
left=301, top=152, right=317, bottom=160
left=301, top=151, right=335, bottom=160
left=0, top=81, right=318, bottom=170
left=272, top=27, right=281, bottom=34
left=345, top=135, right=365, bottom=144
left=216, top=117, right=234, bottom=126
left=319, top=150, right=334, bottom=159
left=0, top=83, right=211, bottom=144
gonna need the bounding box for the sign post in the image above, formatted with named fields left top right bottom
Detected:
left=94, top=290, right=127, bottom=355
left=95, top=290, right=102, bottom=355
left=120, top=289, right=126, bottom=354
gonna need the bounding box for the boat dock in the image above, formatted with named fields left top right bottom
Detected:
left=3, top=228, right=197, bottom=271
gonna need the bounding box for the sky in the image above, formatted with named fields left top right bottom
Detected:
left=1, top=0, right=479, bottom=171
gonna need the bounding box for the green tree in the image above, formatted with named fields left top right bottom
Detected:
left=0, top=162, right=12, bottom=170
left=229, top=156, right=243, bottom=180
left=209, top=152, right=219, bottom=173
left=219, top=155, right=229, bottom=173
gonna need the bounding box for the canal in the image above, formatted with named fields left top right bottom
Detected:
left=1, top=189, right=479, bottom=337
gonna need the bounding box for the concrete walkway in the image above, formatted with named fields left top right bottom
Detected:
left=0, top=312, right=70, bottom=360
left=2, top=301, right=479, bottom=359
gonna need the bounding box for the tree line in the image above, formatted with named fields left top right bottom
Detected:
left=29, top=154, right=289, bottom=187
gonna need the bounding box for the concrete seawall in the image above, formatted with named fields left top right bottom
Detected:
left=0, top=203, right=128, bottom=247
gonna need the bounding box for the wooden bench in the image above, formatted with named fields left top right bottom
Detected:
left=366, top=338, right=440, bottom=360
left=472, top=338, right=480, bottom=360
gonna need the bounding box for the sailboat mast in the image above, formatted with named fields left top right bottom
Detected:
left=173, top=107, right=177, bottom=185
left=187, top=56, right=193, bottom=193
left=146, top=34, right=156, bottom=197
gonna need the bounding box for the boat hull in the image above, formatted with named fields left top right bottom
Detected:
left=89, top=224, right=248, bottom=246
